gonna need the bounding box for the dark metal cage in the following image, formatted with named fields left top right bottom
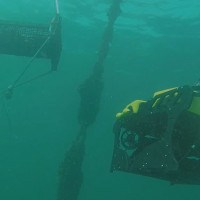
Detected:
left=0, top=15, right=62, bottom=71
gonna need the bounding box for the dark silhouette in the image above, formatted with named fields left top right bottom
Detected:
left=57, top=0, right=123, bottom=200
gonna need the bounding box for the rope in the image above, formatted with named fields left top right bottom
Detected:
left=0, top=71, right=52, bottom=100
left=11, top=36, right=51, bottom=89
left=0, top=11, right=62, bottom=101
left=1, top=98, right=13, bottom=135
left=14, top=70, right=52, bottom=88
left=0, top=89, right=7, bottom=99
left=0, top=36, right=51, bottom=101
left=55, top=0, right=60, bottom=14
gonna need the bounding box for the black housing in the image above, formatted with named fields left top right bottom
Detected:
left=111, top=86, right=200, bottom=185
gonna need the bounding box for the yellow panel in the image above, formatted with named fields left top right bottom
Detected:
left=153, top=87, right=177, bottom=97
left=116, top=100, right=146, bottom=119
left=188, top=97, right=200, bottom=115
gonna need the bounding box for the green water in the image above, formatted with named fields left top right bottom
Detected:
left=0, top=0, right=200, bottom=199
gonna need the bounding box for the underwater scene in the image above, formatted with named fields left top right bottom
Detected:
left=0, top=0, right=200, bottom=200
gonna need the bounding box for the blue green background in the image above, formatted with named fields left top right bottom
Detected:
left=0, top=0, right=200, bottom=199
